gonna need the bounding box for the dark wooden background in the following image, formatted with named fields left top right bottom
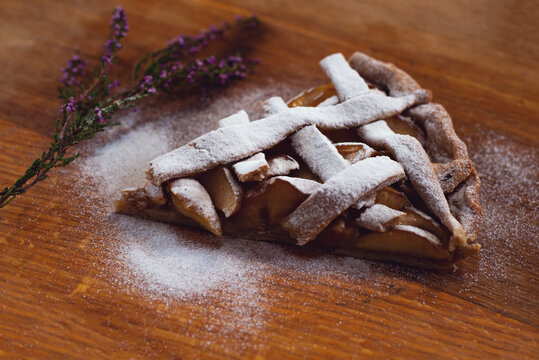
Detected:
left=0, top=0, right=537, bottom=359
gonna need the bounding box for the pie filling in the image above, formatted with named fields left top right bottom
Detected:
left=115, top=52, right=483, bottom=269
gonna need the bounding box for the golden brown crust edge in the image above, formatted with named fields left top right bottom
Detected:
left=349, top=52, right=469, bottom=162
left=448, top=169, right=483, bottom=243
left=349, top=51, right=483, bottom=251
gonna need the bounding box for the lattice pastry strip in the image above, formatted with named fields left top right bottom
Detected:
left=146, top=87, right=429, bottom=184
left=357, top=120, right=467, bottom=249
left=326, top=51, right=474, bottom=249
left=349, top=52, right=473, bottom=191
left=349, top=51, right=482, bottom=242
left=282, top=156, right=405, bottom=244
left=265, top=96, right=381, bottom=212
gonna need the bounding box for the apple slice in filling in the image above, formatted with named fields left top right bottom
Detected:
left=354, top=225, right=449, bottom=260
left=168, top=178, right=222, bottom=236
left=198, top=166, right=243, bottom=218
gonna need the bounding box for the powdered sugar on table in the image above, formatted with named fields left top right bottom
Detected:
left=71, top=81, right=536, bottom=339
left=74, top=83, right=374, bottom=335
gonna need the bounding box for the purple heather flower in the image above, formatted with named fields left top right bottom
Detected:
left=139, top=75, right=154, bottom=90
left=110, top=6, right=128, bottom=39
left=108, top=79, right=120, bottom=90
left=102, top=6, right=128, bottom=66
left=94, top=107, right=104, bottom=123
left=160, top=70, right=167, bottom=79
left=102, top=54, right=112, bottom=65
left=60, top=97, right=77, bottom=114
left=66, top=97, right=76, bottom=113
left=60, top=53, right=87, bottom=87
left=228, top=55, right=242, bottom=63
left=102, top=39, right=119, bottom=65
left=188, top=46, right=201, bottom=54
left=219, top=73, right=229, bottom=84
left=177, top=35, right=185, bottom=46
left=147, top=87, right=157, bottom=94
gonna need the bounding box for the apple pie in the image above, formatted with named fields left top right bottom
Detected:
left=115, top=52, right=483, bottom=269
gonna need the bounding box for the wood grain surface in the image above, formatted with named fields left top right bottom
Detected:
left=0, top=0, right=538, bottom=359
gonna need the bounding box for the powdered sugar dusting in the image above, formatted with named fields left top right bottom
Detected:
left=282, top=156, right=406, bottom=244
left=464, top=126, right=538, bottom=281
left=218, top=109, right=250, bottom=128
left=73, top=82, right=375, bottom=336
left=291, top=124, right=349, bottom=182
left=262, top=96, right=287, bottom=115
left=147, top=89, right=429, bottom=185
left=358, top=120, right=466, bottom=243
left=232, top=152, right=269, bottom=182
left=266, top=155, right=299, bottom=176
left=317, top=95, right=339, bottom=107
left=168, top=178, right=221, bottom=236
left=357, top=204, right=405, bottom=232
left=69, top=78, right=537, bottom=339
left=115, top=219, right=251, bottom=297
left=81, top=118, right=172, bottom=198
left=411, top=124, right=537, bottom=315
left=320, top=53, right=369, bottom=101
left=261, top=176, right=320, bottom=196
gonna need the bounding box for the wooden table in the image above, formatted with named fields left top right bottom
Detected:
left=1, top=0, right=537, bottom=358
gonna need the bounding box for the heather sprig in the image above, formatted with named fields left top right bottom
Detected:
left=132, top=14, right=259, bottom=82
left=0, top=8, right=260, bottom=208
left=102, top=6, right=128, bottom=65
left=139, top=54, right=259, bottom=95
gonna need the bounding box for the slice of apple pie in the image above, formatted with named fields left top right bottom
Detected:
left=116, top=52, right=483, bottom=269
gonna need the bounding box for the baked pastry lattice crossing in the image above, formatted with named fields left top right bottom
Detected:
left=116, top=52, right=483, bottom=269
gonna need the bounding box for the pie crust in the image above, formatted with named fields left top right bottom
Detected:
left=115, top=52, right=483, bottom=269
